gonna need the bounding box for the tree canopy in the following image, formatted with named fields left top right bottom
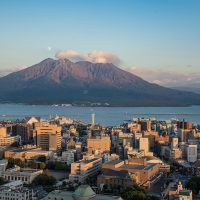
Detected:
left=32, top=174, right=56, bottom=186
left=121, top=185, right=159, bottom=200
left=186, top=175, right=200, bottom=195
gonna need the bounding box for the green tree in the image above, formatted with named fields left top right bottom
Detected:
left=14, top=158, right=24, bottom=168
left=39, top=162, right=46, bottom=170
left=32, top=174, right=56, bottom=186
left=7, top=158, right=15, bottom=169
left=46, top=161, right=56, bottom=170
left=122, top=185, right=146, bottom=200
left=37, top=155, right=46, bottom=163
left=0, top=177, right=7, bottom=185
left=62, top=181, right=67, bottom=187
left=55, top=161, right=67, bottom=171
left=186, top=175, right=200, bottom=195
left=28, top=160, right=37, bottom=169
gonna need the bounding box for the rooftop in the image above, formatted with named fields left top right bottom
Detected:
left=179, top=190, right=192, bottom=196
left=105, top=159, right=123, bottom=165
left=120, top=163, right=156, bottom=170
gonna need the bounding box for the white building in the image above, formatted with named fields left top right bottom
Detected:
left=0, top=180, right=34, bottom=200
left=62, top=150, right=76, bottom=165
left=69, top=155, right=102, bottom=183
left=139, top=137, right=149, bottom=155
left=2, top=166, right=43, bottom=184
left=0, top=159, right=8, bottom=176
left=171, top=137, right=178, bottom=149
left=187, top=144, right=197, bottom=163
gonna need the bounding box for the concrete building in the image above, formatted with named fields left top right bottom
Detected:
left=62, top=149, right=76, bottom=165
left=139, top=119, right=151, bottom=131
left=2, top=166, right=43, bottom=184
left=0, top=127, right=7, bottom=137
left=187, top=144, right=197, bottom=163
left=178, top=129, right=192, bottom=142
left=0, top=135, right=21, bottom=146
left=97, top=158, right=160, bottom=191
left=0, top=159, right=8, bottom=176
left=87, top=136, right=110, bottom=154
left=69, top=155, right=102, bottom=183
left=4, top=148, right=54, bottom=161
left=12, top=123, right=33, bottom=143
left=177, top=120, right=192, bottom=130
left=171, top=137, right=178, bottom=149
left=139, top=137, right=149, bottom=155
left=0, top=180, right=34, bottom=200
left=33, top=124, right=61, bottom=151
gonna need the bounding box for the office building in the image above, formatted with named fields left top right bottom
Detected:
left=62, top=149, right=76, bottom=165
left=177, top=120, right=192, bottom=130
left=12, top=123, right=33, bottom=143
left=87, top=136, right=110, bottom=154
left=139, top=137, right=149, bottom=155
left=0, top=127, right=7, bottom=137
left=69, top=155, right=102, bottom=183
left=97, top=158, right=160, bottom=191
left=0, top=135, right=21, bottom=146
left=33, top=124, right=61, bottom=151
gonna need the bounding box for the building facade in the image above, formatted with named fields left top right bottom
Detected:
left=3, top=166, right=43, bottom=184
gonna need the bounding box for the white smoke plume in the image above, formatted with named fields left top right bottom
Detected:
left=55, top=50, right=121, bottom=66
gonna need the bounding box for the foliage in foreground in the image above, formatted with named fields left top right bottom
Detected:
left=32, top=174, right=56, bottom=186
left=121, top=185, right=159, bottom=200
left=186, top=175, right=200, bottom=195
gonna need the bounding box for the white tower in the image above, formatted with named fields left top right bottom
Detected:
left=91, top=112, right=95, bottom=127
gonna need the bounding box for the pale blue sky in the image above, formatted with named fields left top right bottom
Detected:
left=0, top=0, right=199, bottom=85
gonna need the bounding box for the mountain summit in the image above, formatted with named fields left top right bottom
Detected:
left=0, top=58, right=199, bottom=106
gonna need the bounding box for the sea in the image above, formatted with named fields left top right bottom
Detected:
left=0, top=104, right=200, bottom=126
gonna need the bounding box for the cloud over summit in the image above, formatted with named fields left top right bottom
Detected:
left=55, top=50, right=121, bottom=66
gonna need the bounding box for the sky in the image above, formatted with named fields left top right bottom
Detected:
left=0, top=0, right=200, bottom=87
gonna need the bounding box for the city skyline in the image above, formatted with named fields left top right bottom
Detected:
left=0, top=0, right=200, bottom=87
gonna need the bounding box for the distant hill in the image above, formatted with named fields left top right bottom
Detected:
left=171, top=85, right=200, bottom=94
left=0, top=58, right=200, bottom=106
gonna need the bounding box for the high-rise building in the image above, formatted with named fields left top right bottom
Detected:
left=12, top=124, right=33, bottom=142
left=33, top=124, right=61, bottom=151
left=177, top=120, right=192, bottom=130
left=139, top=119, right=151, bottom=131
left=139, top=137, right=149, bottom=154
left=187, top=144, right=197, bottom=163
left=0, top=127, right=7, bottom=137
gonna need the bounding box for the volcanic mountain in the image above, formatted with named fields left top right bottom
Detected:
left=0, top=58, right=199, bottom=106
